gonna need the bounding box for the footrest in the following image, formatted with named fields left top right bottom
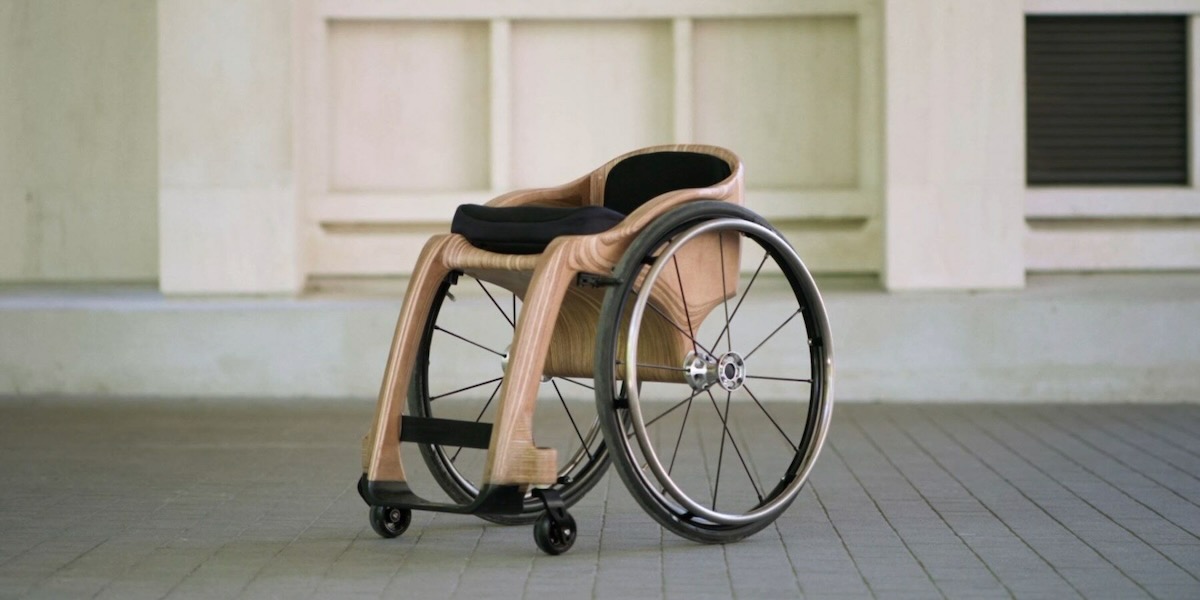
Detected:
left=357, top=475, right=527, bottom=515
left=400, top=416, right=493, bottom=449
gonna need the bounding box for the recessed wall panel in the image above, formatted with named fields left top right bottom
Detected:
left=693, top=18, right=859, bottom=189
left=329, top=21, right=489, bottom=192
left=510, top=21, right=673, bottom=187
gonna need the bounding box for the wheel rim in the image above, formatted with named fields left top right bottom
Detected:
left=615, top=217, right=833, bottom=527
left=414, top=272, right=608, bottom=504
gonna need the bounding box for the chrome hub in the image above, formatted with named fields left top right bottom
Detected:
left=684, top=351, right=716, bottom=391
left=717, top=352, right=746, bottom=391
left=684, top=350, right=747, bottom=392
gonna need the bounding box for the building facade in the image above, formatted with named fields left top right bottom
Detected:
left=1, top=0, right=1198, bottom=400
left=3, top=0, right=1198, bottom=292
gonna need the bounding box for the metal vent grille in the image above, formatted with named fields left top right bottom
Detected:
left=1026, top=16, right=1189, bottom=185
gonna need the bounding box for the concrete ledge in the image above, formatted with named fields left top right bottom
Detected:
left=832, top=274, right=1200, bottom=402
left=1, top=274, right=1197, bottom=401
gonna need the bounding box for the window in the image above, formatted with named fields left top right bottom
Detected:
left=1026, top=16, right=1189, bottom=185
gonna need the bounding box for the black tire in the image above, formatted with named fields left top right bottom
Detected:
left=533, top=511, right=577, bottom=555
left=594, top=202, right=834, bottom=543
left=409, top=271, right=609, bottom=525
left=369, top=505, right=412, bottom=538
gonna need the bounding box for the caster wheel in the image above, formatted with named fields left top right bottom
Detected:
left=369, top=505, right=412, bottom=539
left=533, top=510, right=577, bottom=555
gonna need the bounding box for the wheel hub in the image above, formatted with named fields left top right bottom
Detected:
left=717, top=352, right=746, bottom=391
left=684, top=350, right=747, bottom=392
left=502, top=345, right=549, bottom=381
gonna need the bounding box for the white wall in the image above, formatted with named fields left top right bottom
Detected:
left=157, top=0, right=303, bottom=294
left=0, top=0, right=158, bottom=282
left=3, top=0, right=1196, bottom=294
left=302, top=2, right=885, bottom=282
left=882, top=0, right=1026, bottom=290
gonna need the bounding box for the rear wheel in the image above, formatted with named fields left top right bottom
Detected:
left=595, top=202, right=833, bottom=543
left=409, top=271, right=609, bottom=525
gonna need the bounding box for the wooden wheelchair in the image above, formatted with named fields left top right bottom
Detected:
left=358, top=145, right=833, bottom=554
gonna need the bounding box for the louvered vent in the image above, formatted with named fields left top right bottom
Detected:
left=1026, top=16, right=1189, bottom=185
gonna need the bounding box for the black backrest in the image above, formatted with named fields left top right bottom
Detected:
left=603, top=151, right=732, bottom=215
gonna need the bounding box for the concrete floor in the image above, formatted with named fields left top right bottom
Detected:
left=1, top=399, right=1198, bottom=599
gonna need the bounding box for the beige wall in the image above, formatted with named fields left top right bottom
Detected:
left=157, top=0, right=302, bottom=294
left=0, top=0, right=158, bottom=282
left=302, top=3, right=884, bottom=282
left=3, top=0, right=1196, bottom=292
left=883, top=0, right=1025, bottom=289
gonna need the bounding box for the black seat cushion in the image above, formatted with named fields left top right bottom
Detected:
left=604, top=151, right=732, bottom=215
left=451, top=204, right=625, bottom=254
left=451, top=151, right=729, bottom=254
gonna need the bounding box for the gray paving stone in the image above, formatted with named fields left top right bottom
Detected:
left=2, top=400, right=1199, bottom=599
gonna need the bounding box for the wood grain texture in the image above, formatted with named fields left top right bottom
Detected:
left=363, top=234, right=453, bottom=482
left=363, top=144, right=744, bottom=489
left=484, top=172, right=591, bottom=208
left=479, top=241, right=575, bottom=486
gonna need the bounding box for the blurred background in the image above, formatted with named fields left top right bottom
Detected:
left=1, top=0, right=1197, bottom=402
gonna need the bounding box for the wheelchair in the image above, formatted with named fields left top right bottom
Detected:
left=358, top=145, right=833, bottom=554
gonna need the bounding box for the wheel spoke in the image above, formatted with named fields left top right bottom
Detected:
left=705, top=389, right=764, bottom=506
left=551, top=380, right=591, bottom=460
left=741, top=384, right=798, bottom=452
left=744, top=309, right=801, bottom=361
left=434, top=326, right=506, bottom=358
left=718, top=232, right=732, bottom=352
left=744, top=374, right=812, bottom=384
left=667, top=389, right=697, bottom=476
left=451, top=380, right=503, bottom=462
left=476, top=279, right=514, bottom=328
left=615, top=359, right=687, bottom=373
left=557, top=377, right=595, bottom=391
left=710, top=251, right=768, bottom=352
left=672, top=254, right=699, bottom=355
left=630, top=390, right=702, bottom=435
left=709, top=389, right=728, bottom=509
left=645, top=301, right=717, bottom=359
left=627, top=286, right=717, bottom=358
left=430, top=376, right=504, bottom=401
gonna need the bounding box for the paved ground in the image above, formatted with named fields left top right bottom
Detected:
left=0, top=399, right=1197, bottom=599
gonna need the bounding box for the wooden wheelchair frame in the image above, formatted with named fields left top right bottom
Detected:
left=359, top=145, right=744, bottom=518
left=355, top=144, right=835, bottom=552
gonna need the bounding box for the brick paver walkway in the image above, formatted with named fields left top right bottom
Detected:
left=1, top=400, right=1197, bottom=599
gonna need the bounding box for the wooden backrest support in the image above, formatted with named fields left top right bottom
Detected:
left=602, top=151, right=733, bottom=215
left=543, top=146, right=745, bottom=381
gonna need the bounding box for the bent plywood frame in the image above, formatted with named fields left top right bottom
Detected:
left=363, top=144, right=744, bottom=489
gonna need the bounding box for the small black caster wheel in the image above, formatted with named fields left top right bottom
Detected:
left=533, top=510, right=576, bottom=555
left=369, top=505, right=412, bottom=539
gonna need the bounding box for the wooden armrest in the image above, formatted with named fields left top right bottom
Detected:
left=484, top=174, right=592, bottom=209
left=600, top=184, right=740, bottom=244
